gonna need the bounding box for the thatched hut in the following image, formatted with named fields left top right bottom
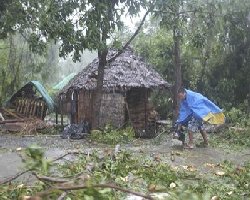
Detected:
left=59, top=47, right=171, bottom=138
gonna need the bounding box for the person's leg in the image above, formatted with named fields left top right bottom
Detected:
left=200, top=130, right=209, bottom=146
left=198, top=120, right=209, bottom=146
left=179, top=131, right=186, bottom=144
left=183, top=131, right=194, bottom=149
left=184, top=117, right=195, bottom=148
left=188, top=131, right=194, bottom=146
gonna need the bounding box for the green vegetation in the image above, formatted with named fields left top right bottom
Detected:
left=0, top=138, right=249, bottom=199
left=210, top=128, right=250, bottom=150
left=90, top=125, right=135, bottom=145
left=1, top=120, right=250, bottom=200
left=208, top=108, right=250, bottom=150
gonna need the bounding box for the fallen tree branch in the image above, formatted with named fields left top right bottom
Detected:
left=33, top=173, right=69, bottom=183
left=0, top=169, right=32, bottom=185
left=21, top=134, right=61, bottom=137
left=35, top=183, right=154, bottom=200
left=63, top=170, right=86, bottom=179
left=229, top=127, right=247, bottom=131
left=51, top=150, right=89, bottom=163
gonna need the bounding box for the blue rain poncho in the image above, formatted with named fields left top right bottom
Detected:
left=176, top=89, right=225, bottom=125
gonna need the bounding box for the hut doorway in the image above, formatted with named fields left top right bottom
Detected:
left=126, top=88, right=158, bottom=138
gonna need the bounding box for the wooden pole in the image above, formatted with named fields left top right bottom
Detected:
left=60, top=96, right=64, bottom=126
left=23, top=99, right=28, bottom=116
left=29, top=100, right=33, bottom=117
left=20, top=99, right=25, bottom=114
left=32, top=101, right=37, bottom=117
left=55, top=106, right=58, bottom=124
left=0, top=119, right=25, bottom=124
left=40, top=101, right=45, bottom=119
left=144, top=89, right=148, bottom=132
left=76, top=91, right=79, bottom=124
left=16, top=99, right=21, bottom=113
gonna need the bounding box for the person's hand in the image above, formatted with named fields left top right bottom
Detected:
left=175, top=123, right=182, bottom=131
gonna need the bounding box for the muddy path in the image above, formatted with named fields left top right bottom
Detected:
left=0, top=133, right=250, bottom=182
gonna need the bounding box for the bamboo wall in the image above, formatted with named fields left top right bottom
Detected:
left=62, top=88, right=158, bottom=136
left=63, top=90, right=125, bottom=128
left=77, top=90, right=93, bottom=124
left=99, top=93, right=125, bottom=127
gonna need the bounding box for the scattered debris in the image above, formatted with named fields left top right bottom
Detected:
left=215, top=171, right=225, bottom=176
left=169, top=182, right=177, bottom=188
left=229, top=127, right=247, bottom=131
left=0, top=112, right=5, bottom=121
left=0, top=118, right=53, bottom=134
left=60, top=123, right=90, bottom=139
left=0, top=81, right=55, bottom=133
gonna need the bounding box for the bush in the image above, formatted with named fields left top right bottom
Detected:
left=90, top=124, right=135, bottom=145
left=225, top=107, right=250, bottom=126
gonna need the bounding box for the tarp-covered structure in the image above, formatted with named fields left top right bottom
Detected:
left=59, top=47, right=171, bottom=138
left=6, top=81, right=55, bottom=119
left=53, top=73, right=77, bottom=90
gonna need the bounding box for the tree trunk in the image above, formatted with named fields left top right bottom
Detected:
left=0, top=69, right=6, bottom=107
left=8, top=35, right=17, bottom=94
left=172, top=25, right=182, bottom=124
left=92, top=49, right=108, bottom=129
left=91, top=3, right=151, bottom=129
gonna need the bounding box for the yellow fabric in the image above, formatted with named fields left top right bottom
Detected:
left=203, top=112, right=225, bottom=125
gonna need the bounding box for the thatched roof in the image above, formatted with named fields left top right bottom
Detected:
left=60, top=47, right=171, bottom=94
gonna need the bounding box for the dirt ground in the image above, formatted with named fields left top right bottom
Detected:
left=0, top=132, right=250, bottom=183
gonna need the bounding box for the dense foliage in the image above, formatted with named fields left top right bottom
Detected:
left=133, top=0, right=250, bottom=115
left=0, top=37, right=58, bottom=105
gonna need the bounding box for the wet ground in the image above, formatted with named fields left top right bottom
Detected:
left=0, top=133, right=250, bottom=183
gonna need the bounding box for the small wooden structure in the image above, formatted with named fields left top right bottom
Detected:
left=4, top=81, right=54, bottom=120
left=58, top=47, right=171, bottom=138
left=0, top=81, right=54, bottom=132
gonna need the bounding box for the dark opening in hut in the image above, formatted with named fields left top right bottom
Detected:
left=58, top=47, right=171, bottom=138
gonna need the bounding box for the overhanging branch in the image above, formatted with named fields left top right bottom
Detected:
left=107, top=6, right=153, bottom=64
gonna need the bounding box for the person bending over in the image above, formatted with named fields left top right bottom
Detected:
left=174, top=87, right=225, bottom=149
